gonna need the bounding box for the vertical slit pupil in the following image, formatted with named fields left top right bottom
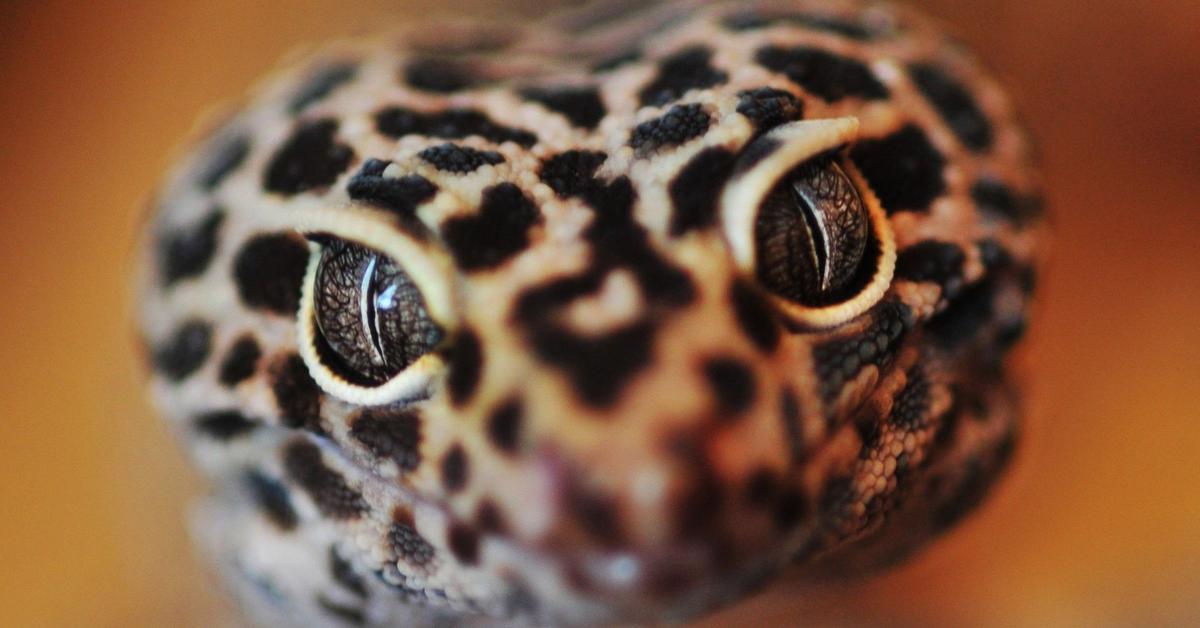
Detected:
left=754, top=157, right=870, bottom=305
left=313, top=239, right=445, bottom=385
left=792, top=176, right=829, bottom=290
left=362, top=255, right=385, bottom=365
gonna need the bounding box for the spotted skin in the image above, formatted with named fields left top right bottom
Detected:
left=136, top=1, right=1044, bottom=626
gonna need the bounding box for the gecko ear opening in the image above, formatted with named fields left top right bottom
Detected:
left=721, top=118, right=895, bottom=329
left=292, top=208, right=458, bottom=405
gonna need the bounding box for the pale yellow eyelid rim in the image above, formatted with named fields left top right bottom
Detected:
left=289, top=206, right=457, bottom=406
left=720, top=117, right=896, bottom=329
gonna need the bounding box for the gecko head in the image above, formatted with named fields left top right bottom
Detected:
left=281, top=116, right=897, bottom=616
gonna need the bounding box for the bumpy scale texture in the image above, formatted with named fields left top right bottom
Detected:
left=136, top=1, right=1045, bottom=626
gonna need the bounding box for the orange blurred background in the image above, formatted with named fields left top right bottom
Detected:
left=1, top=1, right=1197, bottom=626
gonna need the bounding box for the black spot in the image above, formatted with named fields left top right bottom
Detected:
left=909, top=63, right=993, bottom=152
left=581, top=173, right=696, bottom=310
left=198, top=133, right=250, bottom=190
left=972, top=178, right=1041, bottom=224
left=244, top=470, right=298, bottom=531
left=511, top=272, right=602, bottom=320
left=519, top=86, right=607, bottom=130
left=670, top=438, right=725, bottom=539
left=850, top=124, right=946, bottom=214
left=812, top=301, right=913, bottom=404
left=375, top=106, right=537, bottom=147
left=669, top=147, right=738, bottom=235
left=329, top=546, right=368, bottom=598
left=896, top=240, right=966, bottom=298
left=218, top=335, right=261, bottom=386
left=283, top=440, right=367, bottom=519
left=486, top=398, right=523, bottom=455
left=976, top=238, right=1014, bottom=270
left=569, top=487, right=624, bottom=546
left=780, top=387, right=804, bottom=464
left=723, top=10, right=881, bottom=40
left=732, top=137, right=782, bottom=175
left=928, top=277, right=995, bottom=350
left=271, top=354, right=325, bottom=433
left=891, top=366, right=931, bottom=429
left=441, top=443, right=468, bottom=493
left=317, top=596, right=366, bottom=625
left=402, top=56, right=483, bottom=93
left=446, top=329, right=483, bottom=406
left=194, top=410, right=258, bottom=440
left=475, top=500, right=507, bottom=534
left=639, top=46, right=728, bottom=107
left=756, top=45, right=888, bottom=102
left=704, top=358, right=757, bottom=419
left=154, top=320, right=212, bottom=381
left=774, top=490, right=808, bottom=530
left=997, top=316, right=1028, bottom=351
left=389, top=510, right=435, bottom=566
left=736, top=87, right=804, bottom=135
left=538, top=150, right=608, bottom=198
left=628, top=103, right=712, bottom=155
left=233, top=233, right=311, bottom=315
left=264, top=118, right=355, bottom=195
left=529, top=320, right=656, bottom=408
left=584, top=181, right=657, bottom=292
left=730, top=280, right=780, bottom=353
left=591, top=48, right=641, bottom=72
left=513, top=169, right=696, bottom=408
left=744, top=468, right=778, bottom=508
left=442, top=183, right=541, bottom=271
left=159, top=209, right=225, bottom=286
left=288, top=62, right=358, bottom=114
left=515, top=168, right=695, bottom=407
left=346, top=159, right=438, bottom=232
left=447, top=524, right=480, bottom=565
left=417, top=143, right=504, bottom=174
left=350, top=407, right=422, bottom=472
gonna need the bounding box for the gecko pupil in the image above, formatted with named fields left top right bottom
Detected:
left=754, top=157, right=869, bottom=305
left=313, top=239, right=443, bottom=385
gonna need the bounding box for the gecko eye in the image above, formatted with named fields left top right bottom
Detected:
left=312, top=239, right=444, bottom=386
left=296, top=222, right=456, bottom=406
left=721, top=119, right=896, bottom=328
left=755, top=157, right=869, bottom=305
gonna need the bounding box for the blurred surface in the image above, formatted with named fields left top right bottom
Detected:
left=0, top=1, right=1197, bottom=626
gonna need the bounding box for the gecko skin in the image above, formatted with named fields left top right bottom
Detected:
left=136, top=1, right=1044, bottom=625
